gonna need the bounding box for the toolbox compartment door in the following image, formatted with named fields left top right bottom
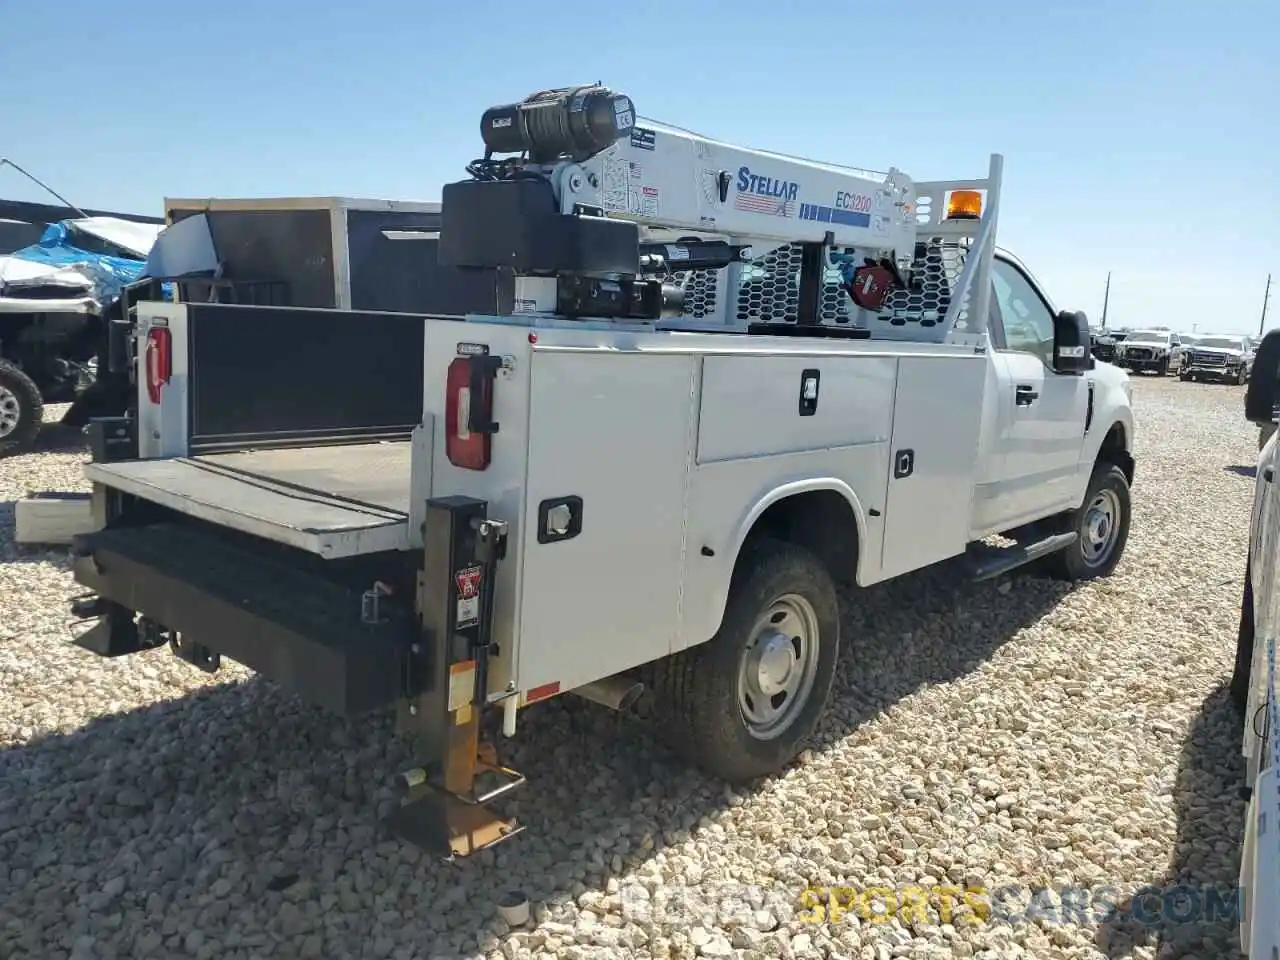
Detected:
left=516, top=349, right=697, bottom=693
left=878, top=354, right=986, bottom=579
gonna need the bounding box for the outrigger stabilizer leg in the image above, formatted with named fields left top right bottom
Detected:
left=385, top=496, right=526, bottom=860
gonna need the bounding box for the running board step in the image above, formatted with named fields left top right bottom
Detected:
left=967, top=532, right=1077, bottom=582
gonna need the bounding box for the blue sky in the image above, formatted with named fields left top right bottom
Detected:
left=3, top=0, right=1276, bottom=333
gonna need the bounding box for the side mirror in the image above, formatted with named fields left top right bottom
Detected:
left=1053, top=310, right=1091, bottom=374
left=1245, top=329, right=1280, bottom=423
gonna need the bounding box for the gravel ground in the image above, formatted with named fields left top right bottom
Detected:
left=0, top=382, right=1259, bottom=960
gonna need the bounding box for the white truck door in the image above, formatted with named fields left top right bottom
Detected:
left=986, top=257, right=1089, bottom=525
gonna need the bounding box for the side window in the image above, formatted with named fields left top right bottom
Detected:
left=991, top=259, right=1055, bottom=366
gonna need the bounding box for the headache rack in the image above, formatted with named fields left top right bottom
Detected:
left=648, top=155, right=1004, bottom=347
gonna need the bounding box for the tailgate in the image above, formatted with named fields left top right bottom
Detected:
left=85, top=442, right=415, bottom=559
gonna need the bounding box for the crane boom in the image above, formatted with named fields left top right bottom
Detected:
left=442, top=83, right=1001, bottom=342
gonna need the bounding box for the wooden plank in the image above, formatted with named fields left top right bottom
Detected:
left=14, top=493, right=95, bottom=546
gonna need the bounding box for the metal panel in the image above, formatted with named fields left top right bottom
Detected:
left=84, top=449, right=411, bottom=558
left=185, top=304, right=424, bottom=451
left=878, top=355, right=986, bottom=580
left=346, top=209, right=513, bottom=316
left=331, top=205, right=352, bottom=310
left=167, top=207, right=339, bottom=308
left=421, top=320, right=536, bottom=701
left=516, top=349, right=696, bottom=692
left=696, top=354, right=897, bottom=463
left=73, top=523, right=413, bottom=714
left=134, top=303, right=191, bottom=459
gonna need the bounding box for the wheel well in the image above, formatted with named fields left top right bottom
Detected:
left=744, top=490, right=859, bottom=586
left=1097, top=422, right=1134, bottom=485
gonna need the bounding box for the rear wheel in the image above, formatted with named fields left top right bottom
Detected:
left=1042, top=463, right=1132, bottom=581
left=0, top=359, right=43, bottom=455
left=648, top=537, right=840, bottom=782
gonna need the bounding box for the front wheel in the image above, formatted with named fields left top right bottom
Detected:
left=648, top=537, right=840, bottom=782
left=1157, top=357, right=1169, bottom=376
left=1237, top=365, right=1248, bottom=385
left=0, top=359, right=43, bottom=456
left=1042, top=463, right=1132, bottom=581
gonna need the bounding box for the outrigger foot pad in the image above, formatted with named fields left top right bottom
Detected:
left=385, top=785, right=524, bottom=859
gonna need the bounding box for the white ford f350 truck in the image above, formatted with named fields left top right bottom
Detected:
left=66, top=84, right=1136, bottom=858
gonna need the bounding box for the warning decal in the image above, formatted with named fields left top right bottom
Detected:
left=455, top=566, right=482, bottom=598
left=455, top=565, right=482, bottom=628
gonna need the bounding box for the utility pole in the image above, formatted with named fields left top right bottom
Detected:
left=1261, top=273, right=1272, bottom=337
left=1100, top=271, right=1111, bottom=330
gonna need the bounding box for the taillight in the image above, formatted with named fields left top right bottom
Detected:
left=445, top=353, right=501, bottom=470
left=144, top=326, right=172, bottom=405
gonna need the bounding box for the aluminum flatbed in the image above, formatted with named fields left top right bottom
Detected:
left=84, top=441, right=412, bottom=558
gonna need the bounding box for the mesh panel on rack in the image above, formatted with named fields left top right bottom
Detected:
left=736, top=243, right=804, bottom=323
left=877, top=237, right=972, bottom=330
left=821, top=251, right=856, bottom=325
left=732, top=237, right=973, bottom=330
left=669, top=269, right=720, bottom=319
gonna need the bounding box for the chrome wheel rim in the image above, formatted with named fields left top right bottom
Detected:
left=0, top=386, right=21, bottom=439
left=737, top=593, right=820, bottom=740
left=1081, top=488, right=1122, bottom=567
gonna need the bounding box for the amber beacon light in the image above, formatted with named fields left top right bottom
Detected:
left=945, top=189, right=983, bottom=221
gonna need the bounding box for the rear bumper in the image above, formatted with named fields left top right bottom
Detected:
left=72, top=522, right=415, bottom=715
left=1182, top=363, right=1242, bottom=378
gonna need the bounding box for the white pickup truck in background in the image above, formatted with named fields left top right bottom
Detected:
left=65, top=84, right=1137, bottom=858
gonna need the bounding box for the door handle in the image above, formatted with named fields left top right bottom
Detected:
left=1015, top=384, right=1039, bottom=406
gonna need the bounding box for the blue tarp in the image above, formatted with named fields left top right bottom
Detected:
left=9, top=221, right=147, bottom=304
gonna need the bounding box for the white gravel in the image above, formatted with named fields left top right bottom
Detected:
left=0, top=383, right=1258, bottom=960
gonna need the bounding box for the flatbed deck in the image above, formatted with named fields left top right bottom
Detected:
left=84, top=442, right=413, bottom=558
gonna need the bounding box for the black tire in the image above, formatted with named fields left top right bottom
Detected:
left=1157, top=357, right=1169, bottom=376
left=1179, top=372, right=1191, bottom=381
left=1231, top=557, right=1254, bottom=717
left=1041, top=463, right=1132, bottom=581
left=0, top=359, right=43, bottom=456
left=1237, top=365, right=1248, bottom=385
left=647, top=537, right=840, bottom=782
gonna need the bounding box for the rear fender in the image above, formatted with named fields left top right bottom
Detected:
left=697, top=478, right=868, bottom=643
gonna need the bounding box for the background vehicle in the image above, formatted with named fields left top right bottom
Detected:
left=1114, top=328, right=1181, bottom=375
left=63, top=84, right=1136, bottom=860
left=0, top=200, right=163, bottom=454
left=1230, top=327, right=1280, bottom=956
left=1092, top=328, right=1127, bottom=363
left=1180, top=333, right=1255, bottom=384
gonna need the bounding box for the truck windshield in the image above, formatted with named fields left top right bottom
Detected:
left=1198, top=337, right=1243, bottom=349
left=1127, top=331, right=1169, bottom=345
